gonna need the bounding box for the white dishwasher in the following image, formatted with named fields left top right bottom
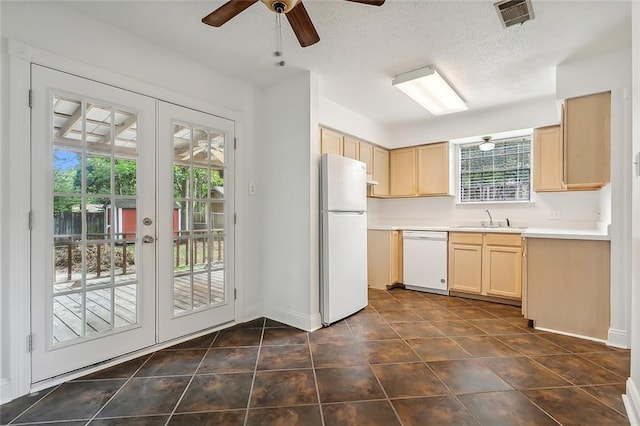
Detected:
left=402, top=230, right=449, bottom=295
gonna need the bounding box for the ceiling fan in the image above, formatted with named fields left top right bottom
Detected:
left=202, top=0, right=385, bottom=48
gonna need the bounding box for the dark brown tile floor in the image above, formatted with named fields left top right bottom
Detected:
left=1, top=288, right=631, bottom=425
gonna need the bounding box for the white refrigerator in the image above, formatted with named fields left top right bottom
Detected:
left=320, top=153, right=368, bottom=326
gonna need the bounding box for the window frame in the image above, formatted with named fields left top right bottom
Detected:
left=456, top=136, right=533, bottom=205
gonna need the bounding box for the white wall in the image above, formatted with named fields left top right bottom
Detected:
left=259, top=71, right=322, bottom=331
left=625, top=3, right=640, bottom=423
left=368, top=191, right=602, bottom=229
left=319, top=96, right=390, bottom=146
left=388, top=96, right=559, bottom=149
left=557, top=49, right=632, bottom=100
left=0, top=10, right=7, bottom=401
left=0, top=1, right=263, bottom=402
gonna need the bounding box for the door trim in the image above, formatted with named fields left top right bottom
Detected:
left=4, top=39, right=33, bottom=402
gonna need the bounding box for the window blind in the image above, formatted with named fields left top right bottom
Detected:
left=459, top=137, right=531, bottom=203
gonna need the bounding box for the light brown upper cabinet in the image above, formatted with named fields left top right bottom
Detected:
left=359, top=141, right=373, bottom=172
left=532, top=92, right=610, bottom=192
left=533, top=125, right=565, bottom=192
left=390, top=147, right=417, bottom=196
left=389, top=142, right=451, bottom=197
left=320, top=128, right=343, bottom=156
left=318, top=127, right=388, bottom=197
left=563, top=91, right=610, bottom=190
left=371, top=146, right=390, bottom=197
left=343, top=136, right=360, bottom=161
left=417, top=142, right=450, bottom=195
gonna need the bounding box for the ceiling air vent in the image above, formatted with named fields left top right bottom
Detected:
left=494, top=0, right=534, bottom=28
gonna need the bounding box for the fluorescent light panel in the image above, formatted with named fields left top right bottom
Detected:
left=392, top=66, right=467, bottom=116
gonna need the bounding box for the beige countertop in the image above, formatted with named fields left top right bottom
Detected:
left=367, top=224, right=610, bottom=240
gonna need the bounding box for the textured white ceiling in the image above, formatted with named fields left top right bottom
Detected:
left=62, top=0, right=631, bottom=128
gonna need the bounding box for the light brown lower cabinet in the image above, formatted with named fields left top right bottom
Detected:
left=449, top=232, right=523, bottom=301
left=483, top=233, right=523, bottom=299
left=525, top=238, right=610, bottom=340
left=448, top=233, right=483, bottom=293
left=367, top=230, right=402, bottom=290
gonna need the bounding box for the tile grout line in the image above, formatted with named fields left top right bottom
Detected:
left=306, top=328, right=326, bottom=426
left=345, top=304, right=406, bottom=426
left=460, top=305, right=627, bottom=422
left=84, top=351, right=156, bottom=424
left=163, top=331, right=221, bottom=426
left=374, top=289, right=533, bottom=425
left=512, top=388, right=563, bottom=425
left=4, top=384, right=62, bottom=425
left=242, top=317, right=266, bottom=426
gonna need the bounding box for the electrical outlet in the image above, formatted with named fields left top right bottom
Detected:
left=248, top=183, right=256, bottom=196
left=549, top=210, right=560, bottom=220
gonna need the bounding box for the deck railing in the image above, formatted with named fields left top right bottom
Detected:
left=54, top=230, right=224, bottom=282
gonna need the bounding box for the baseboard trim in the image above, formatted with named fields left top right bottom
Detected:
left=240, top=303, right=263, bottom=324
left=608, top=327, right=631, bottom=349
left=264, top=306, right=322, bottom=332
left=624, top=378, right=640, bottom=426
left=1, top=378, right=13, bottom=405
left=534, top=326, right=608, bottom=345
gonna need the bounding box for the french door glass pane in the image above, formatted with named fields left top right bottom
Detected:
left=51, top=94, right=140, bottom=345
left=172, top=123, right=225, bottom=315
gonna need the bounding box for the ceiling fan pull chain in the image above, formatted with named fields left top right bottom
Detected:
left=274, top=12, right=285, bottom=67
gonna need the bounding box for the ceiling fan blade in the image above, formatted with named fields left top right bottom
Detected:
left=342, top=0, right=385, bottom=5
left=202, top=0, right=259, bottom=27
left=285, top=1, right=320, bottom=47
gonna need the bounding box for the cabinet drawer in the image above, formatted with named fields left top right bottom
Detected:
left=449, top=232, right=483, bottom=245
left=484, top=233, right=522, bottom=247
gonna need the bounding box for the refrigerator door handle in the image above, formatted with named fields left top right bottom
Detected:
left=326, top=211, right=366, bottom=215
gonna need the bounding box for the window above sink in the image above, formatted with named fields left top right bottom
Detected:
left=457, top=135, right=532, bottom=204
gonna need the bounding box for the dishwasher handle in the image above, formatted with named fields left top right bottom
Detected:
left=403, top=231, right=448, bottom=240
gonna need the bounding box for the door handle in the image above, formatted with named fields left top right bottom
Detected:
left=143, top=235, right=156, bottom=244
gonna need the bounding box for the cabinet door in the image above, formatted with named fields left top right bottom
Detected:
left=533, top=126, right=565, bottom=192
left=320, top=128, right=343, bottom=156
left=564, top=92, right=610, bottom=190
left=372, top=147, right=390, bottom=196
left=390, top=147, right=416, bottom=196
left=417, top=143, right=449, bottom=195
left=483, top=245, right=522, bottom=298
left=391, top=231, right=402, bottom=284
left=343, top=136, right=360, bottom=160
left=448, top=243, right=482, bottom=294
left=359, top=142, right=373, bottom=172
left=367, top=230, right=391, bottom=290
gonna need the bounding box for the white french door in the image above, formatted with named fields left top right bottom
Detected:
left=30, top=66, right=235, bottom=382
left=157, top=102, right=235, bottom=342
left=31, top=66, right=157, bottom=382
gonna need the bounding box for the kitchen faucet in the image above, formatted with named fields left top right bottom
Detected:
left=485, top=209, right=494, bottom=227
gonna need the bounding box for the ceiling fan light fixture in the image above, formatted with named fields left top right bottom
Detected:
left=261, top=0, right=300, bottom=14
left=392, top=66, right=468, bottom=116
left=479, top=136, right=495, bottom=151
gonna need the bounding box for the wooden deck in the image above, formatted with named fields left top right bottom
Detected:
left=52, top=267, right=224, bottom=343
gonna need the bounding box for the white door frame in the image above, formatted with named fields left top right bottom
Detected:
left=4, top=39, right=246, bottom=401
